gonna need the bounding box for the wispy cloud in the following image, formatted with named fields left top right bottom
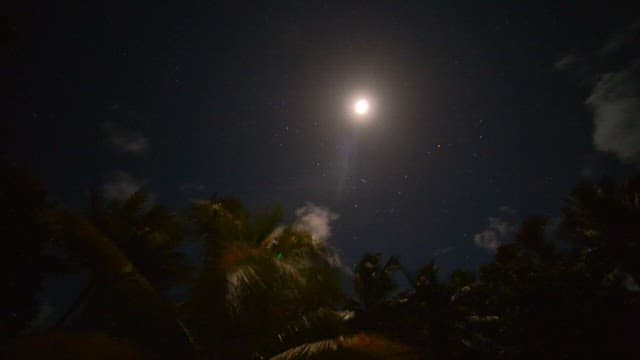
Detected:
left=554, top=17, right=640, bottom=166
left=433, top=246, right=455, bottom=257
left=498, top=205, right=517, bottom=215
left=554, top=54, right=578, bottom=71
left=103, top=171, right=141, bottom=201
left=586, top=60, right=640, bottom=164
left=294, top=203, right=339, bottom=243
left=473, top=207, right=517, bottom=252
left=291, top=203, right=350, bottom=275
left=102, top=122, right=149, bottom=155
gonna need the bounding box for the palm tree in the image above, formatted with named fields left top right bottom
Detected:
left=41, top=189, right=196, bottom=358
left=0, top=162, right=63, bottom=338
left=562, top=176, right=640, bottom=283
left=46, top=210, right=195, bottom=358
left=352, top=254, right=401, bottom=312
left=2, top=167, right=418, bottom=359
left=183, top=197, right=345, bottom=358
left=270, top=332, right=418, bottom=359
left=87, top=189, right=192, bottom=294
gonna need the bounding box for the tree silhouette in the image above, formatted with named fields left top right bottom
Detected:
left=270, top=332, right=418, bottom=359
left=352, top=254, right=400, bottom=311
left=183, top=197, right=346, bottom=358
left=4, top=160, right=640, bottom=359
left=468, top=180, right=640, bottom=358
left=46, top=210, right=195, bottom=358
left=0, top=162, right=62, bottom=338
left=562, top=176, right=640, bottom=283
left=87, top=189, right=192, bottom=294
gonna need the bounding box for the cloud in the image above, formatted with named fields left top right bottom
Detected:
left=554, top=18, right=640, bottom=166
left=498, top=205, right=517, bottom=215
left=554, top=54, right=577, bottom=71
left=586, top=60, right=640, bottom=164
left=102, top=122, right=149, bottom=155
left=289, top=203, right=351, bottom=277
left=103, top=171, right=141, bottom=201
left=294, top=203, right=339, bottom=243
left=433, top=246, right=455, bottom=257
left=473, top=207, right=517, bottom=252
left=599, top=18, right=640, bottom=56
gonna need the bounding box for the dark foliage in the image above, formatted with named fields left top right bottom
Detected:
left=2, top=166, right=639, bottom=359
left=0, top=162, right=62, bottom=338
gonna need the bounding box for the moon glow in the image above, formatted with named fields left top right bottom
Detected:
left=354, top=99, right=369, bottom=115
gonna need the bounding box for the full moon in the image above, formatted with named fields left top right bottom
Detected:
left=354, top=99, right=369, bottom=115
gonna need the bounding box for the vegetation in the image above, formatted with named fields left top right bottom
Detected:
left=1, top=159, right=639, bottom=359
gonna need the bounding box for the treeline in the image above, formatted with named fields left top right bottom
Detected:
left=1, top=160, right=639, bottom=359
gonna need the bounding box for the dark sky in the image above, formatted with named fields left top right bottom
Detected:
left=5, top=1, right=640, bottom=274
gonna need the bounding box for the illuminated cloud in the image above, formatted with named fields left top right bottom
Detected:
left=102, top=122, right=149, bottom=155
left=291, top=203, right=350, bottom=275
left=433, top=246, right=455, bottom=257
left=555, top=17, right=640, bottom=166
left=554, top=54, right=577, bottom=71
left=498, top=205, right=517, bottom=215
left=473, top=207, right=517, bottom=252
left=294, top=203, right=339, bottom=242
left=103, top=171, right=140, bottom=201
left=587, top=60, right=640, bottom=164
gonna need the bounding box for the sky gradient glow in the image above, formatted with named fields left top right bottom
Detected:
left=5, top=1, right=640, bottom=274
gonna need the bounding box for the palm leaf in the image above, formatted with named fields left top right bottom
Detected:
left=270, top=332, right=419, bottom=360
left=47, top=210, right=195, bottom=357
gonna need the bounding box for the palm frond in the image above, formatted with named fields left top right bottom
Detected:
left=47, top=210, right=195, bottom=357
left=271, top=308, right=347, bottom=352
left=270, top=338, right=339, bottom=359
left=270, top=332, right=418, bottom=360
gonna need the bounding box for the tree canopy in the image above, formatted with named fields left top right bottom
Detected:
left=2, top=163, right=639, bottom=359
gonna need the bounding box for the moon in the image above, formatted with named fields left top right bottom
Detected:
left=354, top=99, right=369, bottom=115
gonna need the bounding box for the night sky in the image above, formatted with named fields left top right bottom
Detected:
left=5, top=1, right=640, bottom=275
